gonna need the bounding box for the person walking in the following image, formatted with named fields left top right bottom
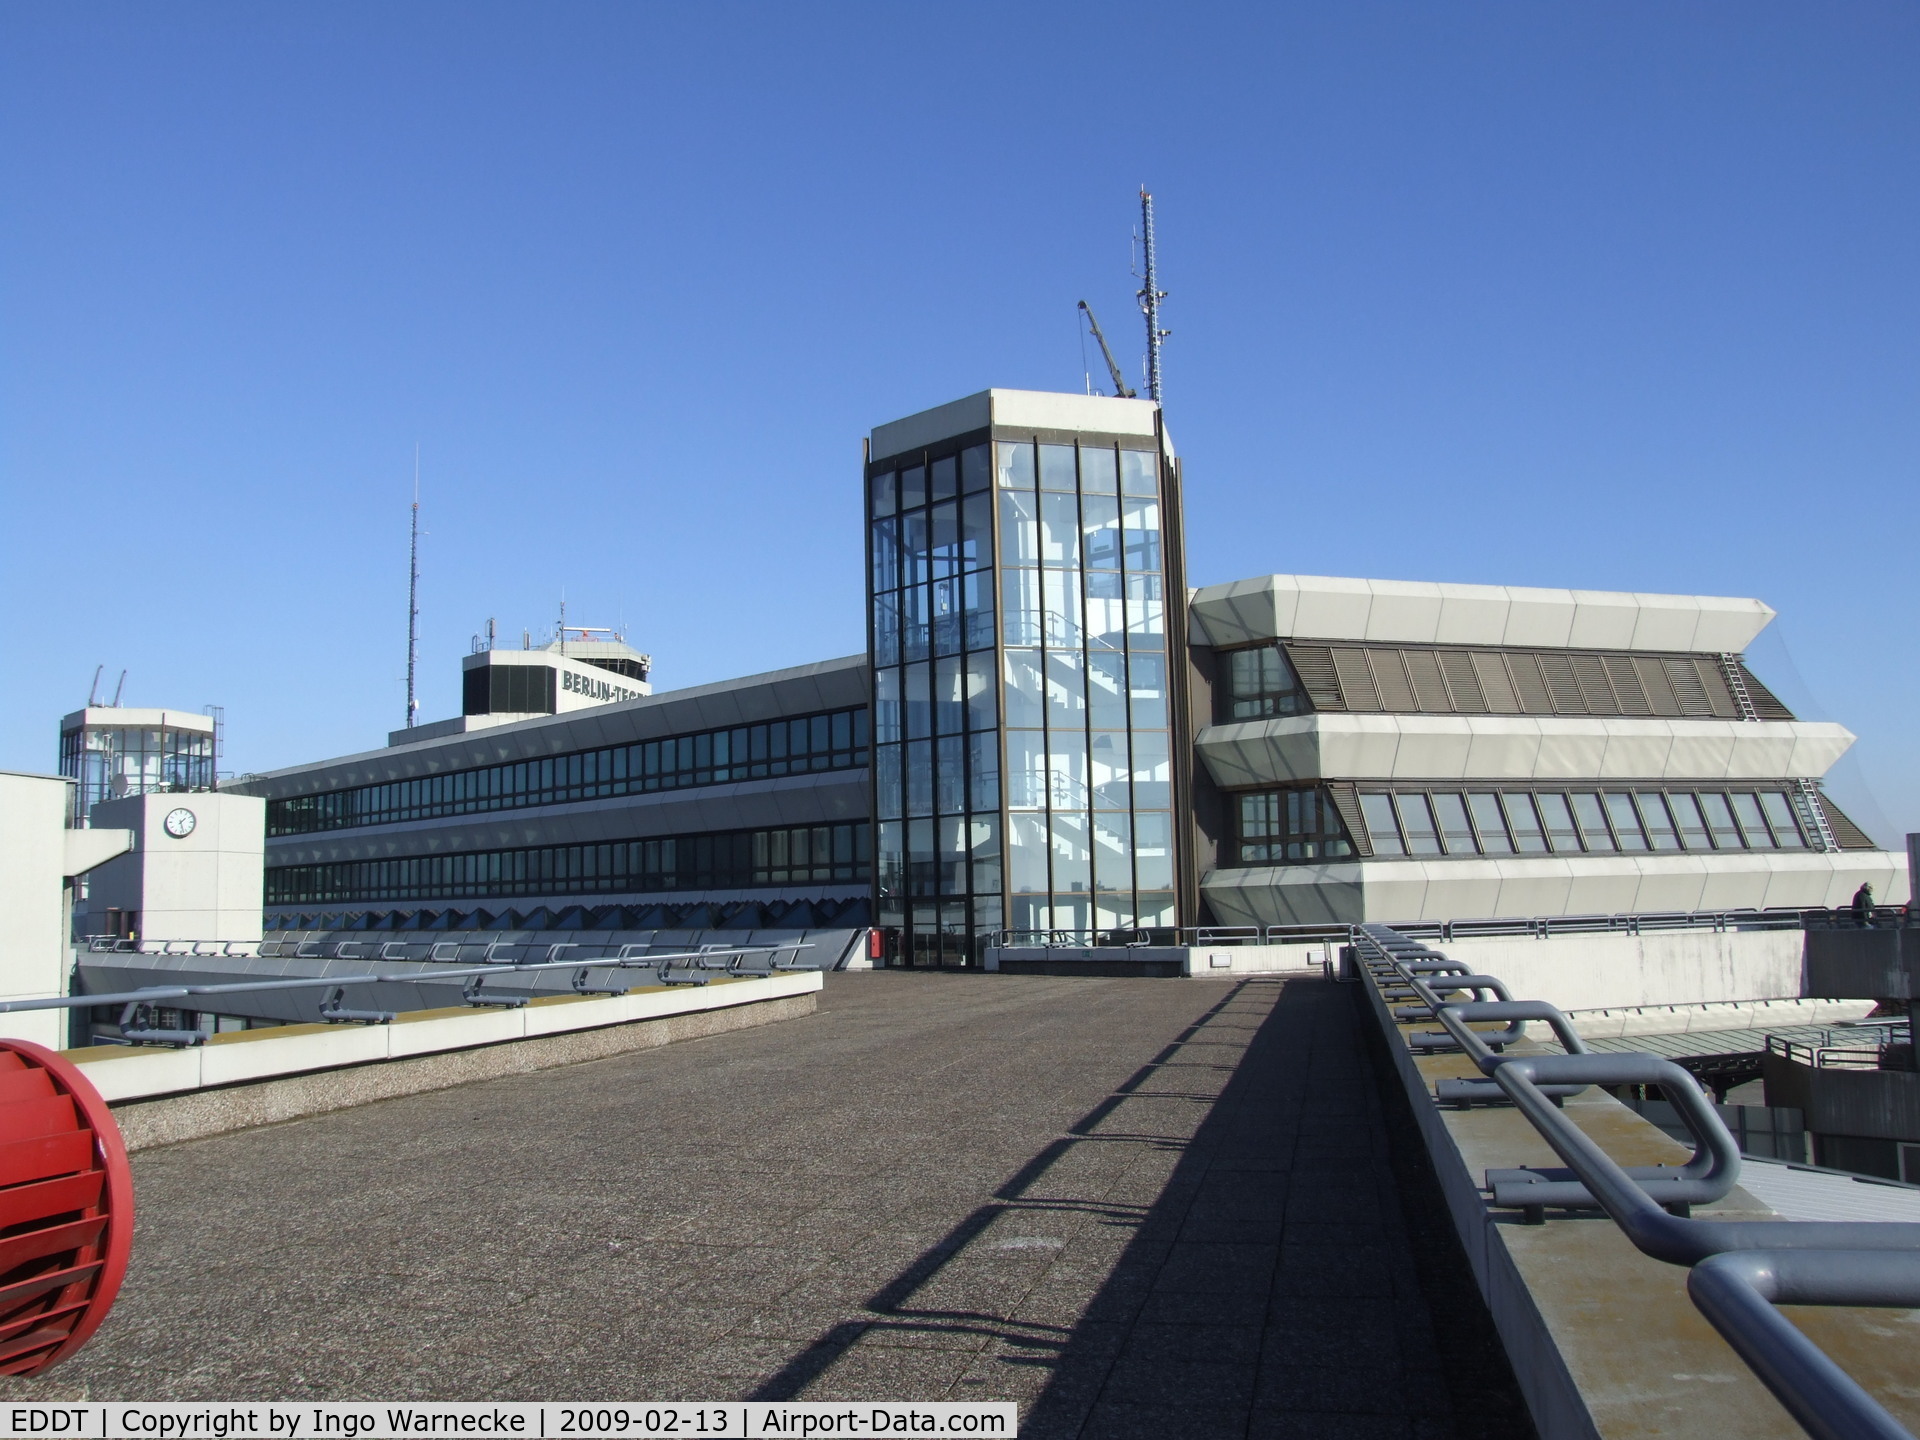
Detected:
left=1851, top=881, right=1876, bottom=927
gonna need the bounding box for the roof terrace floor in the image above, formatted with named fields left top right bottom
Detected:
left=7, top=973, right=1533, bottom=1438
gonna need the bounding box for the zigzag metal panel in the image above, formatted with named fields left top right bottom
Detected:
left=1278, top=644, right=1791, bottom=721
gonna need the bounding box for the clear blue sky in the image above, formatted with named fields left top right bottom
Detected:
left=3, top=4, right=1915, bottom=840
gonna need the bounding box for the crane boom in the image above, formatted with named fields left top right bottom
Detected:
left=1077, top=301, right=1136, bottom=399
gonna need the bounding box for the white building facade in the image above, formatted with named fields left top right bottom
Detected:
left=1187, top=575, right=1906, bottom=925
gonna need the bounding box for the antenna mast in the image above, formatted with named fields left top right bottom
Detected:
left=1137, top=188, right=1168, bottom=405
left=405, top=448, right=420, bottom=730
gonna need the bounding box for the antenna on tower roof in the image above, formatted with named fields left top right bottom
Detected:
left=405, top=447, right=421, bottom=730
left=1136, top=188, right=1168, bottom=405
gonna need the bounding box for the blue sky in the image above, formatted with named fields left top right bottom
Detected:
left=3, top=4, right=1915, bottom=840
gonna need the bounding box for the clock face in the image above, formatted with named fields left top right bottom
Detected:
left=162, top=807, right=197, bottom=839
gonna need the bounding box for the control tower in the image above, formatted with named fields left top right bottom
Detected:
left=58, top=706, right=217, bottom=826
left=393, top=625, right=654, bottom=746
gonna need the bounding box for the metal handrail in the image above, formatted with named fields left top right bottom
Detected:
left=982, top=905, right=1899, bottom=957
left=1359, top=924, right=1920, bottom=1440
left=1765, top=1033, right=1907, bottom=1072
left=34, top=943, right=816, bottom=1042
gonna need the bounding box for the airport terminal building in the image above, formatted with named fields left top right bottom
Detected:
left=232, top=389, right=1905, bottom=964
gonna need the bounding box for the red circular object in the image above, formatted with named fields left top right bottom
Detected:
left=0, top=1039, right=132, bottom=1375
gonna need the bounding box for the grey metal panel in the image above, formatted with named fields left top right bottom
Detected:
left=1805, top=931, right=1920, bottom=1001
left=1795, top=1066, right=1920, bottom=1144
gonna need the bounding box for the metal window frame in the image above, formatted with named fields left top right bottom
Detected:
left=1220, top=782, right=1852, bottom=868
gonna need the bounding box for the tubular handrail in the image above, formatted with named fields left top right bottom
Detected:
left=1357, top=922, right=1920, bottom=1440
left=1492, top=1053, right=1920, bottom=1266
left=30, top=943, right=816, bottom=1024
left=1688, top=1251, right=1920, bottom=1440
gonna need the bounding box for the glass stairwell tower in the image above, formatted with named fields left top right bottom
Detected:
left=865, top=390, right=1191, bottom=966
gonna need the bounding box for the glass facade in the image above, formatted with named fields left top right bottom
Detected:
left=268, top=708, right=869, bottom=836
left=59, top=718, right=216, bottom=824
left=868, top=426, right=1178, bottom=962
left=265, top=821, right=872, bottom=905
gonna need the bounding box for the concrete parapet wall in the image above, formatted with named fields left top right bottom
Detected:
left=1527, top=995, right=1874, bottom=1042
left=72, top=972, right=821, bottom=1150
left=983, top=945, right=1330, bottom=977
left=1438, top=928, right=1805, bottom=1012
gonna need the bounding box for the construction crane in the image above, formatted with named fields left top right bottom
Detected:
left=1077, top=301, right=1136, bottom=399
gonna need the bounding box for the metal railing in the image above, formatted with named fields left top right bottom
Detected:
left=1765, top=1027, right=1912, bottom=1073
left=1355, top=922, right=1920, bottom=1440
left=42, top=942, right=818, bottom=1046
left=985, top=905, right=1890, bottom=954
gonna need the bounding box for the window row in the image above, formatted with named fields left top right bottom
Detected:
left=875, top=655, right=998, bottom=742
left=60, top=724, right=216, bottom=822
left=1229, top=784, right=1842, bottom=865
left=996, top=489, right=1162, bottom=573
left=871, top=492, right=994, bottom=591
left=869, top=445, right=992, bottom=518
left=266, top=708, right=871, bottom=836
left=1002, top=569, right=1165, bottom=651
left=463, top=664, right=557, bottom=717
left=995, top=440, right=1160, bottom=498
left=1003, top=730, right=1173, bottom=813
left=1003, top=648, right=1169, bottom=732
left=1222, top=643, right=1792, bottom=722
left=264, top=822, right=873, bottom=905
left=872, top=574, right=995, bottom=666
left=876, top=811, right=1175, bottom=901
left=875, top=733, right=1002, bottom=819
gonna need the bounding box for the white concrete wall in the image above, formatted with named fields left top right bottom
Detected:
left=0, top=773, right=77, bottom=1049
left=1434, top=929, right=1807, bottom=1013
left=869, top=389, right=1160, bottom=463
left=1197, top=714, right=1855, bottom=787
left=74, top=970, right=823, bottom=1102
left=1203, top=849, right=1910, bottom=926
left=86, top=792, right=265, bottom=943
left=1188, top=574, right=1773, bottom=652
left=0, top=771, right=133, bottom=1048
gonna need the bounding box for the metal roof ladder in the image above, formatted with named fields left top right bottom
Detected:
left=1790, top=778, right=1841, bottom=853
left=1717, top=653, right=1760, bottom=721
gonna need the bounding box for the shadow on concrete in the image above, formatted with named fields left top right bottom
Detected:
left=752, top=977, right=1535, bottom=1438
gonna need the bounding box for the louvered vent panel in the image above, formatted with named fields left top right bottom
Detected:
left=1323, top=782, right=1373, bottom=858
left=1331, top=649, right=1380, bottom=711
left=1738, top=664, right=1795, bottom=721
left=1695, top=660, right=1741, bottom=719
left=1472, top=653, right=1519, bottom=713
left=1814, top=793, right=1876, bottom=850
left=1636, top=657, right=1683, bottom=715
left=1369, top=650, right=1417, bottom=712
left=1604, top=656, right=1652, bottom=715
left=1537, top=654, right=1584, bottom=712
left=1282, top=645, right=1346, bottom=711
left=1403, top=650, right=1454, bottom=712
left=1439, top=651, right=1486, bottom=712
left=1507, top=654, right=1555, bottom=713
left=1664, top=659, right=1714, bottom=716
left=1571, top=654, right=1621, bottom=714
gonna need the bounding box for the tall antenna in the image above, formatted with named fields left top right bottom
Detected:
left=405, top=447, right=421, bottom=730
left=1136, top=188, right=1169, bottom=405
